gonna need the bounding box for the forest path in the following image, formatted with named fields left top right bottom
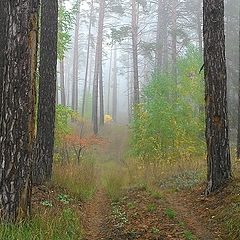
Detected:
left=82, top=187, right=112, bottom=240
left=165, top=191, right=221, bottom=240
left=81, top=185, right=220, bottom=240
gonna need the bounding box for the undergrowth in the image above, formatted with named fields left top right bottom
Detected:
left=0, top=208, right=82, bottom=240
left=102, top=162, right=126, bottom=201
left=53, top=161, right=97, bottom=201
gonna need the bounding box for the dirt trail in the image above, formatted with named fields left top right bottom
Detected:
left=82, top=187, right=219, bottom=240
left=82, top=188, right=111, bottom=240
left=165, top=193, right=217, bottom=240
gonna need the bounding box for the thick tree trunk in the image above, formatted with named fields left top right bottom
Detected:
left=92, top=0, right=105, bottom=134
left=82, top=0, right=94, bottom=118
left=132, top=0, right=140, bottom=105
left=72, top=0, right=81, bottom=111
left=112, top=48, right=118, bottom=122
left=33, top=0, right=58, bottom=185
left=0, top=0, right=39, bottom=222
left=203, top=0, right=231, bottom=194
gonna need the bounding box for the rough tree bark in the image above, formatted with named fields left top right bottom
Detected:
left=131, top=0, right=140, bottom=105
left=203, top=0, right=231, bottom=194
left=0, top=0, right=39, bottom=222
left=33, top=0, right=58, bottom=185
left=92, top=0, right=105, bottom=134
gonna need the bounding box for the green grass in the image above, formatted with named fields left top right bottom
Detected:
left=147, top=203, right=157, bottom=212
left=217, top=192, right=240, bottom=239
left=102, top=164, right=126, bottom=202
left=182, top=230, right=196, bottom=240
left=164, top=208, right=176, bottom=220
left=147, top=186, right=164, bottom=200
left=53, top=161, right=97, bottom=201
left=127, top=202, right=136, bottom=209
left=103, top=173, right=124, bottom=201
left=0, top=208, right=82, bottom=240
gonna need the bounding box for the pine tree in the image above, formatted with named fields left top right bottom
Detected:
left=0, top=0, right=39, bottom=222
left=203, top=0, right=231, bottom=194
left=33, top=0, right=58, bottom=185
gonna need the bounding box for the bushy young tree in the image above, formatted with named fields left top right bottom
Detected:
left=131, top=48, right=204, bottom=162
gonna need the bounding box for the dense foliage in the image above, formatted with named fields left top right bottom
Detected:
left=131, top=48, right=205, bottom=162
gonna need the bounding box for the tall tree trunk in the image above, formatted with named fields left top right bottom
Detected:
left=132, top=0, right=140, bottom=105
left=162, top=0, right=168, bottom=72
left=67, top=65, right=71, bottom=106
left=82, top=0, right=94, bottom=118
left=59, top=0, right=66, bottom=106
left=92, top=0, right=105, bottom=134
left=127, top=54, right=132, bottom=122
left=107, top=48, right=113, bottom=114
left=197, top=1, right=203, bottom=53
left=237, top=10, right=240, bottom=158
left=0, top=0, right=39, bottom=222
left=72, top=0, right=81, bottom=111
left=172, top=0, right=177, bottom=83
left=112, top=48, right=118, bottom=122
left=33, top=0, right=58, bottom=185
left=99, top=57, right=104, bottom=126
left=204, top=0, right=231, bottom=194
left=88, top=45, right=94, bottom=93
left=155, top=0, right=163, bottom=71
left=60, top=59, right=66, bottom=106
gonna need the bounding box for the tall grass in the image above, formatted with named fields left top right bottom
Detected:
left=101, top=162, right=127, bottom=201
left=121, top=156, right=206, bottom=192
left=0, top=208, right=82, bottom=240
left=53, top=160, right=97, bottom=201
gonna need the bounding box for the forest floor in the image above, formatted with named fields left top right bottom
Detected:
left=29, top=164, right=240, bottom=240
left=79, top=183, right=227, bottom=240
left=27, top=125, right=240, bottom=240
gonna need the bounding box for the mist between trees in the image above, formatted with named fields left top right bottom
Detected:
left=0, top=0, right=239, bottom=233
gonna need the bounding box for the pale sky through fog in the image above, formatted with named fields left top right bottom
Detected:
left=65, top=1, right=72, bottom=9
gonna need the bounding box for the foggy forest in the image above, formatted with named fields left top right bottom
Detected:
left=0, top=0, right=239, bottom=239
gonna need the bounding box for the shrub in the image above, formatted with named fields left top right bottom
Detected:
left=131, top=47, right=205, bottom=163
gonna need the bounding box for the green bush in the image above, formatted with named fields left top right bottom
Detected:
left=131, top=47, right=205, bottom=162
